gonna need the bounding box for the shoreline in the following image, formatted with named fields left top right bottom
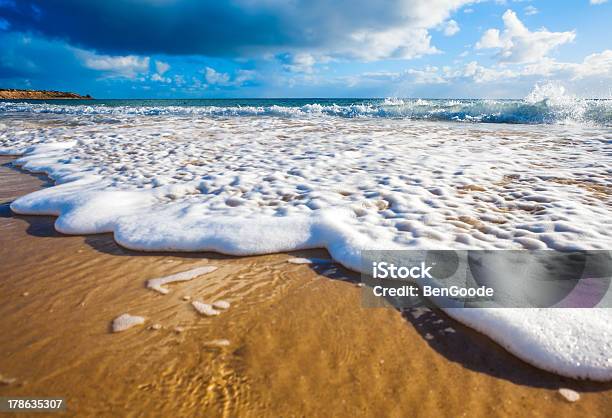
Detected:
left=5, top=139, right=612, bottom=382
left=2, top=155, right=612, bottom=415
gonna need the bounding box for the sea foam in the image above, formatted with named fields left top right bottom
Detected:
left=192, top=301, right=221, bottom=316
left=0, top=90, right=610, bottom=126
left=112, top=314, right=146, bottom=332
left=1, top=102, right=612, bottom=380
left=146, top=266, right=218, bottom=294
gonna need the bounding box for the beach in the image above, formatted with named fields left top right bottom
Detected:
left=0, top=158, right=612, bottom=417
left=2, top=0, right=611, bottom=415
left=1, top=155, right=612, bottom=416
left=0, top=96, right=612, bottom=415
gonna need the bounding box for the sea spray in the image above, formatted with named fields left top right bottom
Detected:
left=1, top=85, right=610, bottom=126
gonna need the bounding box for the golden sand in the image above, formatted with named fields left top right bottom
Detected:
left=1, top=156, right=611, bottom=417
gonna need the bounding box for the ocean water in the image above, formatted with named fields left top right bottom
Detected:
left=1, top=88, right=612, bottom=380
left=1, top=93, right=611, bottom=125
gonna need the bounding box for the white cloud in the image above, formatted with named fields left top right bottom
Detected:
left=524, top=5, right=538, bottom=15
left=279, top=0, right=475, bottom=61
left=203, top=67, right=230, bottom=85
left=234, top=69, right=256, bottom=84
left=476, top=10, right=575, bottom=63
left=155, top=60, right=170, bottom=75
left=563, top=50, right=612, bottom=79
left=151, top=73, right=171, bottom=83
left=203, top=67, right=255, bottom=87
left=397, top=48, right=612, bottom=87
left=459, top=61, right=517, bottom=82
left=590, top=0, right=608, bottom=4
left=406, top=66, right=448, bottom=83
left=348, top=27, right=438, bottom=60
left=150, top=60, right=172, bottom=82
left=360, top=71, right=401, bottom=81
left=443, top=20, right=460, bottom=36
left=504, top=50, right=612, bottom=81
left=75, top=49, right=150, bottom=78
left=476, top=29, right=503, bottom=49
left=284, top=53, right=316, bottom=73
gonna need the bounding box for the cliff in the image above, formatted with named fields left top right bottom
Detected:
left=0, top=89, right=93, bottom=100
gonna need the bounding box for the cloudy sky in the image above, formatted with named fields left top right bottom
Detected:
left=0, top=0, right=610, bottom=98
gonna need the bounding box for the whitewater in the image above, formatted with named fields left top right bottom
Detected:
left=1, top=93, right=611, bottom=380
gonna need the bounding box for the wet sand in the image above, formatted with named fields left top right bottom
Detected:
left=1, top=155, right=611, bottom=417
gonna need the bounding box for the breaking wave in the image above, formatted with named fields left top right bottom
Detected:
left=1, top=85, right=611, bottom=126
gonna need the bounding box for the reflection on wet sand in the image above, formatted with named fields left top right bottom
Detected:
left=1, top=156, right=611, bottom=417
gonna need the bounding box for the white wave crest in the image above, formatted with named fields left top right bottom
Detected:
left=1, top=93, right=610, bottom=126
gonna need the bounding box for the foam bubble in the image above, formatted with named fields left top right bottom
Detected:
left=287, top=258, right=314, bottom=264
left=0, top=374, right=17, bottom=385
left=146, top=266, right=218, bottom=294
left=192, top=301, right=221, bottom=316
left=558, top=388, right=580, bottom=402
left=112, top=314, right=145, bottom=332
left=288, top=257, right=333, bottom=265
left=206, top=339, right=231, bottom=347
left=212, top=300, right=230, bottom=310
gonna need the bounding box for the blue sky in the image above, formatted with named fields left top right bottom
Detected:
left=0, top=0, right=610, bottom=98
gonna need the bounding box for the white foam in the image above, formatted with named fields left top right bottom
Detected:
left=146, top=266, right=218, bottom=294
left=206, top=339, right=231, bottom=347
left=0, top=95, right=610, bottom=125
left=212, top=300, right=230, bottom=310
left=446, top=308, right=612, bottom=381
left=2, top=108, right=612, bottom=380
left=287, top=257, right=313, bottom=264
left=192, top=301, right=221, bottom=316
left=558, top=388, right=580, bottom=402
left=287, top=257, right=333, bottom=265
left=0, top=374, right=16, bottom=385
left=112, top=314, right=145, bottom=332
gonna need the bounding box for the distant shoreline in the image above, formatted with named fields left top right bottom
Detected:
left=0, top=88, right=93, bottom=100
